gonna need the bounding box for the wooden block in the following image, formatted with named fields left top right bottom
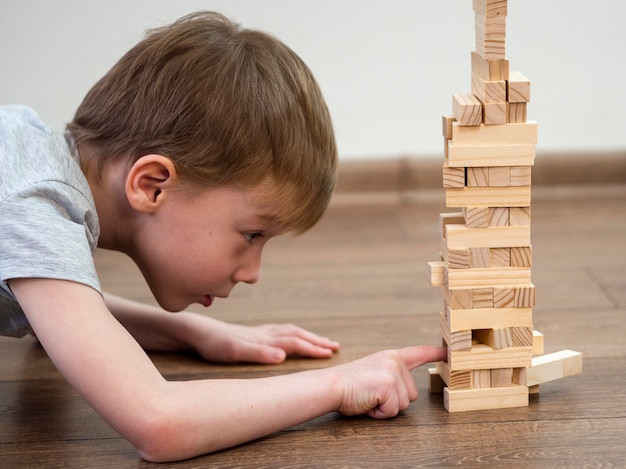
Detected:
left=493, top=285, right=536, bottom=308
left=510, top=246, right=532, bottom=267
left=428, top=368, right=446, bottom=393
left=528, top=384, right=540, bottom=394
left=448, top=247, right=470, bottom=269
left=491, top=368, right=513, bottom=387
left=447, top=307, right=533, bottom=332
left=428, top=261, right=446, bottom=287
left=467, top=167, right=489, bottom=187
left=439, top=311, right=472, bottom=351
left=439, top=212, right=465, bottom=237
left=445, top=224, right=530, bottom=249
left=451, top=121, right=537, bottom=145
left=471, top=73, right=506, bottom=104
left=488, top=166, right=510, bottom=187
left=512, top=366, right=528, bottom=386
left=444, top=385, right=528, bottom=412
left=473, top=0, right=507, bottom=18
left=472, top=287, right=494, bottom=308
left=472, top=369, right=491, bottom=388
left=527, top=350, right=583, bottom=387
left=475, top=13, right=507, bottom=60
left=489, top=247, right=511, bottom=267
left=507, top=71, right=531, bottom=103
left=443, top=162, right=466, bottom=188
left=446, top=142, right=535, bottom=168
left=444, top=287, right=473, bottom=310
left=488, top=207, right=509, bottom=226
left=471, top=51, right=509, bottom=81
left=449, top=343, right=532, bottom=371
left=532, top=330, right=544, bottom=355
left=483, top=102, right=507, bottom=125
left=436, top=361, right=472, bottom=390
left=447, top=186, right=531, bottom=208
left=507, top=102, right=527, bottom=123
left=469, top=247, right=489, bottom=268
left=509, top=207, right=531, bottom=226
left=510, top=166, right=532, bottom=186
left=442, top=114, right=456, bottom=139
left=452, top=94, right=483, bottom=126
left=464, top=207, right=490, bottom=228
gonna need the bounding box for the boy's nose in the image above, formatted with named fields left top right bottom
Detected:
left=234, top=254, right=262, bottom=284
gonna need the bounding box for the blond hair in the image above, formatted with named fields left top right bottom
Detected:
left=67, top=11, right=337, bottom=233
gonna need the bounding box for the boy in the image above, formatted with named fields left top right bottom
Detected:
left=0, top=11, right=445, bottom=462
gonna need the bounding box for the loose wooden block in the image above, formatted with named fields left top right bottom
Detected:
left=488, top=166, right=510, bottom=187
left=451, top=121, right=538, bottom=145
left=493, top=285, right=536, bottom=308
left=471, top=51, right=509, bottom=81
left=449, top=343, right=532, bottom=371
left=446, top=142, right=536, bottom=168
left=444, top=385, right=528, bottom=412
left=510, top=166, right=532, bottom=186
left=427, top=261, right=446, bottom=287
left=475, top=13, right=507, bottom=60
left=473, top=0, right=507, bottom=18
left=527, top=350, right=583, bottom=387
left=447, top=186, right=531, bottom=208
left=507, top=71, right=531, bottom=103
left=446, top=307, right=533, bottom=332
left=445, top=224, right=530, bottom=249
left=471, top=73, right=506, bottom=104
left=467, top=167, right=489, bottom=187
left=442, top=114, right=456, bottom=139
left=452, top=94, right=483, bottom=126
left=510, top=246, right=532, bottom=267
left=507, top=102, right=527, bottom=123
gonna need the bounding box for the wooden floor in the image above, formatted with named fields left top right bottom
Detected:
left=1, top=183, right=625, bottom=468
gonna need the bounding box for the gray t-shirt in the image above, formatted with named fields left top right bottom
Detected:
left=0, top=105, right=101, bottom=337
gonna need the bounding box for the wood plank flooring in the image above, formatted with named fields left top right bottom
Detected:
left=1, top=183, right=625, bottom=468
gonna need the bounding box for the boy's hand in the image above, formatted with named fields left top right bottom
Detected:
left=185, top=315, right=340, bottom=364
left=333, top=345, right=447, bottom=419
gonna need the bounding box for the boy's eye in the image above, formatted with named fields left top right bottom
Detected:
left=244, top=232, right=263, bottom=243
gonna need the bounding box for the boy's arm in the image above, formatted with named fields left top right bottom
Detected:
left=11, top=278, right=445, bottom=462
left=102, top=292, right=340, bottom=363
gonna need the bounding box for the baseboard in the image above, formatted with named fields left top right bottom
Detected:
left=334, top=151, right=626, bottom=194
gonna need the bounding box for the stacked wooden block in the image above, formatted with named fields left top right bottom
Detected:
left=427, top=0, right=581, bottom=412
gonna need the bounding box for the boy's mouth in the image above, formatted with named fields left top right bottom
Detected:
left=202, top=295, right=213, bottom=307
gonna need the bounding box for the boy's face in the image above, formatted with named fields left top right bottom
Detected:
left=132, top=184, right=282, bottom=312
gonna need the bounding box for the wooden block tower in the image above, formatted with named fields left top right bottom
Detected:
left=427, top=0, right=582, bottom=412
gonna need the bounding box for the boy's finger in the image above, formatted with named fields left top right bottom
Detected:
left=399, top=345, right=447, bottom=370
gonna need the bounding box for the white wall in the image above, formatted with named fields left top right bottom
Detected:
left=1, top=0, right=625, bottom=159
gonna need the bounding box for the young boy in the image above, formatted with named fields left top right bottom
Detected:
left=0, top=11, right=446, bottom=462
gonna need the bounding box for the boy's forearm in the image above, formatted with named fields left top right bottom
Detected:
left=141, top=368, right=341, bottom=462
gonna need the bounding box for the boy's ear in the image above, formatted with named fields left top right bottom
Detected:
left=125, top=154, right=178, bottom=213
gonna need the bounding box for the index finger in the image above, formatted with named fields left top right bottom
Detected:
left=398, top=345, right=448, bottom=370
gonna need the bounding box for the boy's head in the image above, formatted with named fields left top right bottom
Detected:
left=67, top=11, right=337, bottom=233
